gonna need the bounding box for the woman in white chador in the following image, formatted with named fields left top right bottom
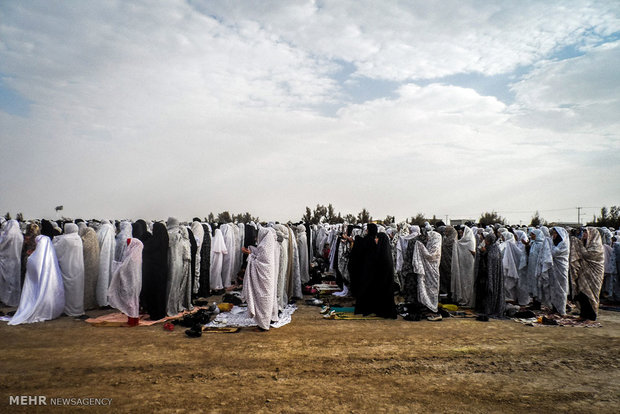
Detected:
left=209, top=228, right=228, bottom=291
left=6, top=235, right=65, bottom=325
left=108, top=238, right=143, bottom=319
left=451, top=226, right=476, bottom=307
left=0, top=219, right=24, bottom=306
left=53, top=223, right=85, bottom=316
left=242, top=226, right=280, bottom=331
left=96, top=220, right=116, bottom=307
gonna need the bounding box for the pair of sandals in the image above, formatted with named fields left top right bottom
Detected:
left=185, top=324, right=203, bottom=338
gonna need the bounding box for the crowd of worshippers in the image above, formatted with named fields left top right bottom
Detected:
left=1, top=216, right=619, bottom=327
left=319, top=221, right=619, bottom=321
left=0, top=217, right=311, bottom=330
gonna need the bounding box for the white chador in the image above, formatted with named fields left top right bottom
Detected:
left=108, top=238, right=143, bottom=318
left=115, top=221, right=133, bottom=261
left=7, top=236, right=65, bottom=325
left=412, top=230, right=442, bottom=313
left=220, top=224, right=236, bottom=287
left=53, top=223, right=85, bottom=316
left=541, top=227, right=570, bottom=315
left=0, top=220, right=24, bottom=306
left=96, top=220, right=116, bottom=306
left=190, top=221, right=204, bottom=295
left=242, top=226, right=280, bottom=330
left=210, top=228, right=227, bottom=290
left=296, top=225, right=310, bottom=284
left=502, top=231, right=530, bottom=305
left=166, top=217, right=193, bottom=316
left=451, top=226, right=476, bottom=307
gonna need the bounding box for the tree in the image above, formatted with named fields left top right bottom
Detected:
left=408, top=213, right=426, bottom=226
left=326, top=203, right=336, bottom=224
left=16, top=212, right=24, bottom=222
left=344, top=214, right=357, bottom=224
left=206, top=212, right=215, bottom=222
left=334, top=212, right=345, bottom=224
left=529, top=210, right=546, bottom=227
left=312, top=204, right=328, bottom=224
left=357, top=208, right=372, bottom=223
left=479, top=211, right=505, bottom=226
left=592, top=205, right=620, bottom=228
left=217, top=211, right=232, bottom=223
left=4, top=212, right=11, bottom=220
left=383, top=215, right=395, bottom=224
left=301, top=207, right=312, bottom=223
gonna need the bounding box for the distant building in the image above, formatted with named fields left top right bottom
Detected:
left=450, top=218, right=475, bottom=226
left=547, top=222, right=581, bottom=228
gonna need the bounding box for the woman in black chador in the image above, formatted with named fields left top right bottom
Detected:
left=475, top=233, right=505, bottom=317
left=141, top=222, right=169, bottom=320
left=354, top=224, right=397, bottom=319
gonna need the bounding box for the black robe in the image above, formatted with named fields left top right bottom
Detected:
left=475, top=238, right=505, bottom=317
left=197, top=224, right=212, bottom=298
left=187, top=227, right=198, bottom=297
left=141, top=222, right=169, bottom=320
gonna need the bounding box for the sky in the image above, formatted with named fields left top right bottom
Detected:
left=1, top=0, right=619, bottom=225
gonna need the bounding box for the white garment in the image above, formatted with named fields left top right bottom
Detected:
left=502, top=232, right=530, bottom=305
left=191, top=221, right=204, bottom=295
left=451, top=226, right=476, bottom=307
left=166, top=220, right=193, bottom=316
left=53, top=224, right=85, bottom=316
left=543, top=227, right=570, bottom=315
left=115, top=221, right=133, bottom=261
left=209, top=229, right=228, bottom=290
left=242, top=226, right=280, bottom=330
left=412, top=231, right=442, bottom=313
left=108, top=238, right=143, bottom=318
left=220, top=224, right=236, bottom=287
left=296, top=225, right=310, bottom=284
left=6, top=236, right=65, bottom=325
left=96, top=221, right=116, bottom=306
left=0, top=220, right=24, bottom=306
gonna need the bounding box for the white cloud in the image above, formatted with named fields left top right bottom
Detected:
left=0, top=1, right=618, bottom=224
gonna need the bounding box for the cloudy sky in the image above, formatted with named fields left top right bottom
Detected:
left=1, top=0, right=619, bottom=224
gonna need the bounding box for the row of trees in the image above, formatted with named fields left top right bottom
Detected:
left=205, top=211, right=260, bottom=224
left=588, top=206, right=620, bottom=228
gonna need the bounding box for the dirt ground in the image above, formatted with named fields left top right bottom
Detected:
left=1, top=297, right=620, bottom=414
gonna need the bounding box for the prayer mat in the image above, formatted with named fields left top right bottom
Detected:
left=85, top=306, right=209, bottom=327
left=330, top=307, right=355, bottom=313
left=512, top=314, right=602, bottom=328
left=201, top=327, right=241, bottom=333
left=323, top=312, right=385, bottom=320
left=204, top=304, right=296, bottom=329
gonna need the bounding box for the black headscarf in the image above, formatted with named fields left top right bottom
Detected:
left=141, top=222, right=169, bottom=320
left=41, top=219, right=56, bottom=239
left=132, top=219, right=151, bottom=243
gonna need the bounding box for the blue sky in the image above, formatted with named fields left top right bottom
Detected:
left=1, top=0, right=619, bottom=224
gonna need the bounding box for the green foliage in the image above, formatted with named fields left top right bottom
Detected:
left=357, top=208, right=372, bottom=224
left=4, top=212, right=11, bottom=220
left=408, top=213, right=426, bottom=226
left=479, top=211, right=505, bottom=226
left=529, top=210, right=546, bottom=227
left=590, top=205, right=620, bottom=228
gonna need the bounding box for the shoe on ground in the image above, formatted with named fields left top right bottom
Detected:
left=427, top=314, right=442, bottom=322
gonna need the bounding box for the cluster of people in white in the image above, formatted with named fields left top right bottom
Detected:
left=1, top=215, right=618, bottom=326
left=0, top=217, right=310, bottom=330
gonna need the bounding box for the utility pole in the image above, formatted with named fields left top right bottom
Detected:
left=577, top=206, right=581, bottom=226
left=445, top=215, right=448, bottom=225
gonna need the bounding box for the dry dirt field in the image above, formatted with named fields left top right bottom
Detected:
left=1, top=299, right=619, bottom=413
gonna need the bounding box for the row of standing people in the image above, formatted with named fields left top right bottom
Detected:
left=313, top=222, right=617, bottom=321
left=0, top=217, right=309, bottom=326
